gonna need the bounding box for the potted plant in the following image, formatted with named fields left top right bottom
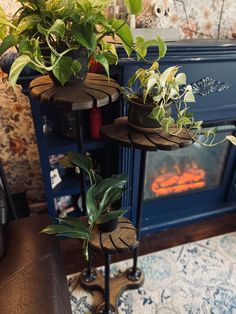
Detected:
left=121, top=61, right=236, bottom=146
left=0, top=0, right=166, bottom=86
left=42, top=152, right=128, bottom=260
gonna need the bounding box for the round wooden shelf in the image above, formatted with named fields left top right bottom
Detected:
left=29, top=73, right=120, bottom=110
left=90, top=217, right=138, bottom=254
left=101, top=117, right=194, bottom=151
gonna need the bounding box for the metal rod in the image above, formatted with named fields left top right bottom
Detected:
left=132, top=150, right=147, bottom=274
left=104, top=253, right=111, bottom=314
left=75, top=111, right=91, bottom=274
left=75, top=110, right=87, bottom=215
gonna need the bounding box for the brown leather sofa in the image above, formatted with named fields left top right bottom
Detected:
left=0, top=215, right=72, bottom=314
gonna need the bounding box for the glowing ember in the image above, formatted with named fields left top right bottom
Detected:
left=151, top=162, right=206, bottom=196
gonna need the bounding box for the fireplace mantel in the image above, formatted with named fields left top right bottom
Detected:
left=116, top=40, right=236, bottom=235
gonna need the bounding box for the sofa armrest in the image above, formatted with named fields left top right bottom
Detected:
left=0, top=215, right=72, bottom=314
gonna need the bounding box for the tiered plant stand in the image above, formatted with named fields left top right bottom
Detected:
left=88, top=116, right=193, bottom=313
left=79, top=217, right=142, bottom=314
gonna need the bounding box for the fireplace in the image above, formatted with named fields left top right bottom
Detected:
left=121, top=123, right=236, bottom=235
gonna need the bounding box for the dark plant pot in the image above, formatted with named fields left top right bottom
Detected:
left=128, top=98, right=171, bottom=133
left=97, top=218, right=118, bottom=233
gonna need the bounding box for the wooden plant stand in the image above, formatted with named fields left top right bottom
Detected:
left=79, top=217, right=143, bottom=314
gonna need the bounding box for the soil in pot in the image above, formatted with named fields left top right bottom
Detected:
left=128, top=98, right=171, bottom=133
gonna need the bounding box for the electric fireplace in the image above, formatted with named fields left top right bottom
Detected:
left=117, top=40, right=236, bottom=235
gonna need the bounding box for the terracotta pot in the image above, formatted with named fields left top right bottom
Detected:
left=128, top=98, right=171, bottom=133
left=97, top=218, right=118, bottom=233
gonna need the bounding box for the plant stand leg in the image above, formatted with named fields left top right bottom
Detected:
left=75, top=111, right=92, bottom=277
left=127, top=150, right=147, bottom=281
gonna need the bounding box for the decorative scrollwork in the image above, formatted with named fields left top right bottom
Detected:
left=191, top=77, right=230, bottom=96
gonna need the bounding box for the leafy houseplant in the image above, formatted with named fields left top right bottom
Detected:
left=42, top=152, right=128, bottom=260
left=0, top=0, right=165, bottom=86
left=121, top=61, right=236, bottom=146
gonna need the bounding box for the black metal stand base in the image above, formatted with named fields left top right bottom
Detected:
left=78, top=267, right=144, bottom=314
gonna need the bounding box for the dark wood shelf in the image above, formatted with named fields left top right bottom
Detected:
left=52, top=174, right=82, bottom=197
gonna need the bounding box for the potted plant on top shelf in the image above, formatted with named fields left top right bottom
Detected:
left=121, top=61, right=236, bottom=146
left=0, top=0, right=166, bottom=86
left=42, top=152, right=129, bottom=260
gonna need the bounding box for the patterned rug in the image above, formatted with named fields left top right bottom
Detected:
left=67, top=232, right=236, bottom=313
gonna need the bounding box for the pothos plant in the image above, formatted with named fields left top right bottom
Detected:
left=42, top=152, right=128, bottom=260
left=121, top=61, right=236, bottom=146
left=0, top=0, right=166, bottom=86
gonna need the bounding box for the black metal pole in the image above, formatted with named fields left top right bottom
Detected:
left=104, top=253, right=111, bottom=314
left=132, top=150, right=147, bottom=277
left=75, top=110, right=92, bottom=276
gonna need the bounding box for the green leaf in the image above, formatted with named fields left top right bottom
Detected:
left=42, top=224, right=88, bottom=239
left=99, top=187, right=126, bottom=213
left=72, top=23, right=97, bottom=51
left=111, top=19, right=133, bottom=57
left=59, top=155, right=75, bottom=168
left=51, top=54, right=74, bottom=85
left=16, top=14, right=42, bottom=34
left=67, top=152, right=92, bottom=174
left=184, top=89, right=195, bottom=103
left=48, top=19, right=65, bottom=38
left=155, top=35, right=167, bottom=60
left=57, top=217, right=89, bottom=235
left=96, top=209, right=128, bottom=224
left=95, top=176, right=128, bottom=197
left=94, top=53, right=110, bottom=77
left=37, top=23, right=48, bottom=36
left=86, top=184, right=98, bottom=223
left=0, top=35, right=18, bottom=56
left=176, top=73, right=186, bottom=85
left=0, top=17, right=18, bottom=34
left=71, top=59, right=81, bottom=75
left=9, top=55, right=31, bottom=86
left=226, top=135, right=236, bottom=145
left=124, top=0, right=142, bottom=14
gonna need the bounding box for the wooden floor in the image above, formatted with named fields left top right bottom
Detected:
left=60, top=212, right=236, bottom=275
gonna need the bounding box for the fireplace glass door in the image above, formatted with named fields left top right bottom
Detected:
left=144, top=125, right=234, bottom=202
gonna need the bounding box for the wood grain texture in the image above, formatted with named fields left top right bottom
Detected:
left=29, top=73, right=120, bottom=110
left=90, top=217, right=138, bottom=254
left=101, top=117, right=194, bottom=152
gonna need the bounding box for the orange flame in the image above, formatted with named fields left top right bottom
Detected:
left=151, top=162, right=206, bottom=196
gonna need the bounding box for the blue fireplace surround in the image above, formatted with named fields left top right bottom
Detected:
left=23, top=40, right=236, bottom=236
left=115, top=40, right=236, bottom=236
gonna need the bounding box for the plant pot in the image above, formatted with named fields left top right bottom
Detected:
left=128, top=98, right=171, bottom=133
left=97, top=218, right=118, bottom=233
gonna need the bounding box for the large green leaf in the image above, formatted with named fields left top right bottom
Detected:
left=51, top=54, right=74, bottom=86
left=0, top=35, right=18, bottom=56
left=67, top=152, right=92, bottom=174
left=9, top=55, right=31, bottom=86
left=57, top=217, right=89, bottom=235
left=111, top=19, right=133, bottom=57
left=42, top=224, right=89, bottom=239
left=96, top=209, right=127, bottom=224
left=16, top=14, right=42, bottom=34
left=72, top=23, right=97, bottom=51
left=86, top=184, right=98, bottom=223
left=124, top=0, right=142, bottom=14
